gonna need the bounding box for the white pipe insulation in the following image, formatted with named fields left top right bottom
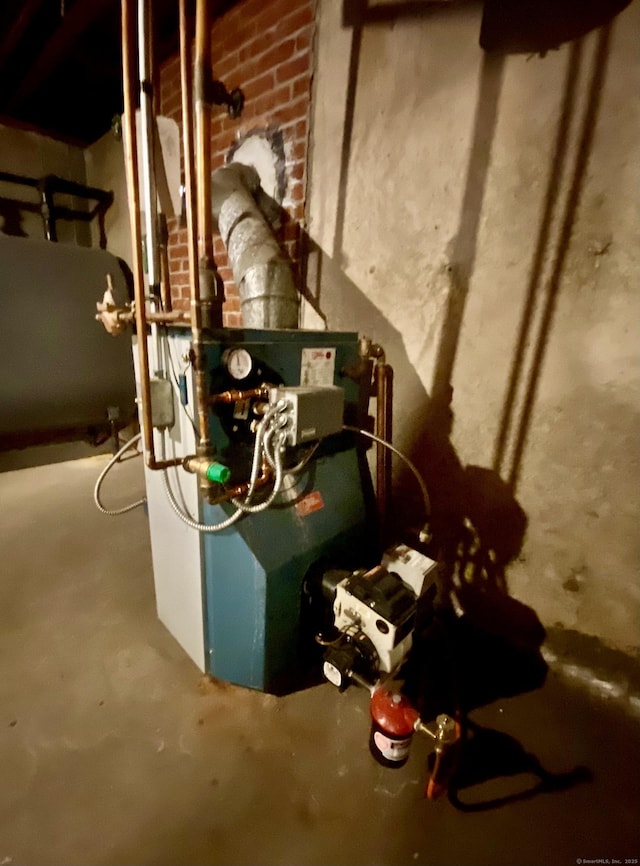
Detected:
left=211, top=162, right=299, bottom=330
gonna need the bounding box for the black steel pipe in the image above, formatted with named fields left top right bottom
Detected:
left=0, top=170, right=113, bottom=203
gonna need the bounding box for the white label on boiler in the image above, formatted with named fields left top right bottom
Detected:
left=300, top=347, right=336, bottom=386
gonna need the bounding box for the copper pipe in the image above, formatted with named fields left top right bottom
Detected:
left=375, top=361, right=393, bottom=538
left=116, top=310, right=190, bottom=325
left=181, top=0, right=214, bottom=455
left=205, top=465, right=272, bottom=505
left=148, top=311, right=188, bottom=324
left=194, top=0, right=224, bottom=330
left=122, top=0, right=182, bottom=473
left=122, top=0, right=154, bottom=464
left=180, top=0, right=202, bottom=341
left=195, top=0, right=213, bottom=272
left=150, top=458, right=184, bottom=469
left=138, top=0, right=161, bottom=297
left=147, top=6, right=171, bottom=313
left=95, top=307, right=189, bottom=334
left=210, top=386, right=270, bottom=404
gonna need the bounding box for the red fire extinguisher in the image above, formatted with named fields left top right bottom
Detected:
left=369, top=688, right=419, bottom=768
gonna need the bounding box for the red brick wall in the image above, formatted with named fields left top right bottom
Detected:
left=159, top=0, right=315, bottom=325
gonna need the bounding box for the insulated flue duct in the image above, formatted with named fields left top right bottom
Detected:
left=211, top=163, right=299, bottom=329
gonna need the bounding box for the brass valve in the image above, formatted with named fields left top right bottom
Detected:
left=95, top=274, right=132, bottom=336
left=183, top=455, right=231, bottom=484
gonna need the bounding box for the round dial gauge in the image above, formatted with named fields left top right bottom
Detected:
left=222, top=347, right=253, bottom=380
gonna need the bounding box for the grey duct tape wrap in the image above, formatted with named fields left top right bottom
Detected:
left=211, top=163, right=299, bottom=330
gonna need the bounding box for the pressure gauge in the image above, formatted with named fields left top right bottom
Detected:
left=222, top=347, right=253, bottom=380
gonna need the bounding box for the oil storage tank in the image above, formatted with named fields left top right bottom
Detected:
left=0, top=235, right=136, bottom=450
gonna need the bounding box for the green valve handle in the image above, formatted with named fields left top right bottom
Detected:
left=205, top=462, right=231, bottom=484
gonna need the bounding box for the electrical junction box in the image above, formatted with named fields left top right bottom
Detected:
left=149, top=377, right=175, bottom=429
left=271, top=385, right=344, bottom=446
left=382, top=544, right=438, bottom=597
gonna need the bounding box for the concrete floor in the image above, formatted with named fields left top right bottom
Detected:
left=1, top=456, right=639, bottom=866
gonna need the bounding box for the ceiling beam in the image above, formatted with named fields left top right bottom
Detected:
left=7, top=0, right=115, bottom=111
left=0, top=0, right=48, bottom=74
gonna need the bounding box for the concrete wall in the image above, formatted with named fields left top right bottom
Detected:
left=305, top=0, right=640, bottom=653
left=85, top=131, right=132, bottom=266
left=0, top=123, right=89, bottom=245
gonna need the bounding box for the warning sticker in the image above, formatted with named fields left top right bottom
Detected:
left=373, top=731, right=412, bottom=761
left=300, top=348, right=336, bottom=386
left=233, top=399, right=250, bottom=420
left=295, top=491, right=325, bottom=517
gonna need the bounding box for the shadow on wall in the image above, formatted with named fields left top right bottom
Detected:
left=310, top=0, right=616, bottom=609
left=199, top=0, right=623, bottom=808
left=328, top=0, right=616, bottom=501
left=300, top=231, right=543, bottom=693
left=296, top=2, right=615, bottom=712
left=479, top=0, right=631, bottom=52
left=282, top=0, right=618, bottom=809
left=0, top=197, right=28, bottom=237
left=493, top=26, right=613, bottom=489
left=297, top=231, right=589, bottom=812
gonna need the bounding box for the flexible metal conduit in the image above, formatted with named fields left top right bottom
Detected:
left=211, top=163, right=299, bottom=329
left=162, top=402, right=288, bottom=531
left=163, top=469, right=245, bottom=532
left=94, top=433, right=146, bottom=515
left=343, top=424, right=432, bottom=542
